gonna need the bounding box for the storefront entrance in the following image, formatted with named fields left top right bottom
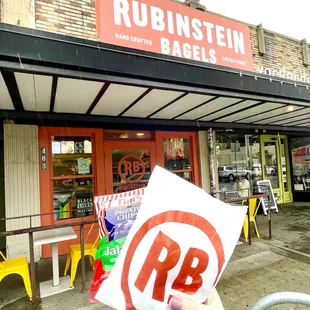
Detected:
left=216, top=132, right=293, bottom=204
left=104, top=141, right=156, bottom=194
left=38, top=128, right=200, bottom=257
left=260, top=135, right=292, bottom=204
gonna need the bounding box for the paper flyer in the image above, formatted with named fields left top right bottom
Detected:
left=95, top=166, right=247, bottom=309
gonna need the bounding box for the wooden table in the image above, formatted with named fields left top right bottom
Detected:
left=34, top=227, right=77, bottom=298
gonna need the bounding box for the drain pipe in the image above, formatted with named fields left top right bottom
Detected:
left=251, top=292, right=310, bottom=310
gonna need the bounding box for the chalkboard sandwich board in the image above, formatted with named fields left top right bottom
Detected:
left=254, top=180, right=278, bottom=215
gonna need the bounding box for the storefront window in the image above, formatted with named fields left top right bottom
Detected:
left=163, top=138, right=192, bottom=182
left=52, top=136, right=94, bottom=220
left=112, top=149, right=151, bottom=193
left=216, top=134, right=261, bottom=199
left=291, top=137, right=310, bottom=191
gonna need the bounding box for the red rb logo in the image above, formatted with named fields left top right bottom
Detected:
left=121, top=211, right=225, bottom=309
left=118, top=154, right=146, bottom=184
left=135, top=231, right=209, bottom=301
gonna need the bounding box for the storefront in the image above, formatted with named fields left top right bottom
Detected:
left=1, top=0, right=310, bottom=259
left=39, top=128, right=199, bottom=256
left=215, top=131, right=292, bottom=204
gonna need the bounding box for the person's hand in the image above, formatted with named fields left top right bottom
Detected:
left=169, top=289, right=224, bottom=310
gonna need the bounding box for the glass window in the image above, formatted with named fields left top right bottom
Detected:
left=163, top=138, right=191, bottom=182
left=216, top=134, right=261, bottom=199
left=262, top=141, right=279, bottom=188
left=52, top=136, right=92, bottom=177
left=112, top=149, right=151, bottom=193
left=53, top=178, right=94, bottom=220
left=51, top=136, right=94, bottom=220
left=291, top=137, right=310, bottom=191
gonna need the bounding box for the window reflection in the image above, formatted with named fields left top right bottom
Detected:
left=52, top=136, right=92, bottom=177
left=51, top=136, right=94, bottom=220
left=291, top=137, right=310, bottom=191
left=163, top=138, right=191, bottom=182
left=216, top=134, right=261, bottom=199
left=53, top=178, right=94, bottom=220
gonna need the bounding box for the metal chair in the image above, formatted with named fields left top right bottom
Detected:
left=0, top=251, right=32, bottom=300
left=251, top=292, right=310, bottom=310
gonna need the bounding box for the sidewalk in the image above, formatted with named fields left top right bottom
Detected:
left=1, top=203, right=310, bottom=309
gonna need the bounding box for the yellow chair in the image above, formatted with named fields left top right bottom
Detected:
left=0, top=251, right=32, bottom=301
left=243, top=198, right=260, bottom=242
left=64, top=224, right=100, bottom=287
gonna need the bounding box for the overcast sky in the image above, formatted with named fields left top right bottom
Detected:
left=199, top=0, right=310, bottom=41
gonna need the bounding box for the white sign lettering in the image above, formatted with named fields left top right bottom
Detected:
left=255, top=65, right=310, bottom=84
left=113, top=0, right=246, bottom=55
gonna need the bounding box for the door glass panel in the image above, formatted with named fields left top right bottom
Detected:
left=51, top=135, right=94, bottom=220
left=249, top=136, right=262, bottom=183
left=53, top=178, right=94, bottom=220
left=52, top=136, right=93, bottom=177
left=263, top=141, right=279, bottom=188
left=163, top=138, right=192, bottom=182
left=112, top=149, right=151, bottom=193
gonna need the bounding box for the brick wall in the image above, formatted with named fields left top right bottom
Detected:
left=35, top=0, right=97, bottom=39
left=250, top=25, right=310, bottom=82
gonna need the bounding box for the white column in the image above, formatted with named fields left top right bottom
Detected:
left=2, top=0, right=35, bottom=28
left=4, top=124, right=41, bottom=262
left=198, top=131, right=211, bottom=192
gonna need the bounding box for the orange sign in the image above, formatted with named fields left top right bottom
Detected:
left=95, top=0, right=253, bottom=70
left=118, top=154, right=146, bottom=184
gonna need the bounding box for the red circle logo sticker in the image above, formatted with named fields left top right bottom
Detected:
left=121, top=210, right=225, bottom=309
left=118, top=154, right=146, bottom=184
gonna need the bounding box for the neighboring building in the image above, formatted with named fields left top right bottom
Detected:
left=0, top=0, right=310, bottom=262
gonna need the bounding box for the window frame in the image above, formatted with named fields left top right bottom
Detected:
left=155, top=131, right=200, bottom=187
left=39, top=127, right=105, bottom=227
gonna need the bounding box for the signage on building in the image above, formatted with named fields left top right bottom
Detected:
left=95, top=0, right=253, bottom=70
left=118, top=154, right=146, bottom=183
left=116, top=153, right=147, bottom=192
left=41, top=147, right=47, bottom=170
left=254, top=65, right=310, bottom=84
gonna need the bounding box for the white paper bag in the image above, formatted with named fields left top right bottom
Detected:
left=96, top=166, right=247, bottom=309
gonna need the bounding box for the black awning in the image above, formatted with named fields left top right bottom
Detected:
left=0, top=23, right=310, bottom=133
left=0, top=23, right=310, bottom=103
